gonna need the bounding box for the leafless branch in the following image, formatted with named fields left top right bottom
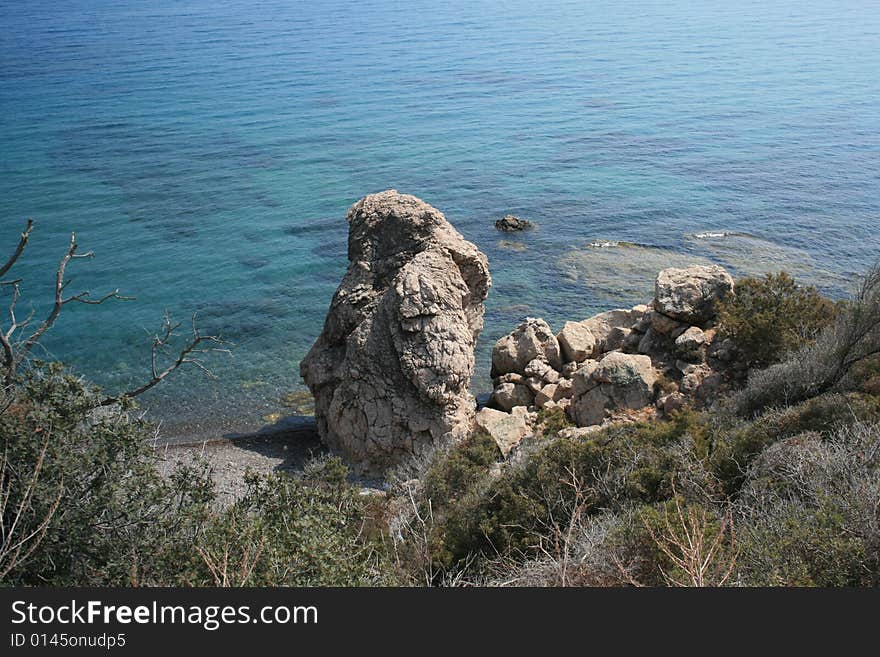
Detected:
left=640, top=485, right=738, bottom=587
left=0, top=436, right=64, bottom=580
left=99, top=313, right=229, bottom=406
left=0, top=219, right=33, bottom=279
left=2, top=229, right=132, bottom=385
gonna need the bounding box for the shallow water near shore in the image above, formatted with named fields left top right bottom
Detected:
left=1, top=0, right=878, bottom=438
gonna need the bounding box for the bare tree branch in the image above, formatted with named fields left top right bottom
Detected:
left=0, top=219, right=33, bottom=279
left=99, top=313, right=229, bottom=406
left=1, top=222, right=230, bottom=413
left=0, top=436, right=64, bottom=580
left=3, top=231, right=133, bottom=384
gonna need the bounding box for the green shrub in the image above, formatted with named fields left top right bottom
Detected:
left=409, top=411, right=712, bottom=575
left=710, top=392, right=880, bottom=496
left=182, top=458, right=393, bottom=586
left=1, top=364, right=393, bottom=586
left=1, top=364, right=214, bottom=585
left=852, top=354, right=880, bottom=396
left=718, top=271, right=836, bottom=368
left=734, top=422, right=880, bottom=586
left=737, top=502, right=869, bottom=586
left=534, top=406, right=574, bottom=436
left=605, top=500, right=736, bottom=587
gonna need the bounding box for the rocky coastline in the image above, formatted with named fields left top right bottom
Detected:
left=298, top=191, right=746, bottom=477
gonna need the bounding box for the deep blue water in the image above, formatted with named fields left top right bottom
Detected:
left=2, top=0, right=879, bottom=437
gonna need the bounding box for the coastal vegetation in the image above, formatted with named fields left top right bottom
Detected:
left=1, top=218, right=879, bottom=587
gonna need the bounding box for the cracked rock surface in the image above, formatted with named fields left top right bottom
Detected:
left=300, top=191, right=490, bottom=476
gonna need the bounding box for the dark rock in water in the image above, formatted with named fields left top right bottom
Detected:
left=495, top=215, right=534, bottom=232
left=300, top=190, right=491, bottom=477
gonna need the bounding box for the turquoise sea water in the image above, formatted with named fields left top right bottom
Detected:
left=2, top=0, right=879, bottom=437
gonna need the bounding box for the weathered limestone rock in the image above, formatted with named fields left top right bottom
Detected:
left=659, top=391, right=687, bottom=415
left=649, top=310, right=687, bottom=336
left=631, top=305, right=652, bottom=332
left=654, top=265, right=734, bottom=324
left=491, top=317, right=563, bottom=376
left=300, top=191, right=490, bottom=476
left=555, top=377, right=574, bottom=399
left=557, top=307, right=648, bottom=363
left=557, top=321, right=597, bottom=363
left=524, top=358, right=560, bottom=384
left=570, top=352, right=657, bottom=426
left=675, top=326, right=709, bottom=361
left=680, top=364, right=713, bottom=395
left=475, top=407, right=533, bottom=457
left=638, top=327, right=665, bottom=356
left=558, top=425, right=603, bottom=440
left=524, top=376, right=545, bottom=394
left=535, top=382, right=570, bottom=408
left=491, top=381, right=533, bottom=412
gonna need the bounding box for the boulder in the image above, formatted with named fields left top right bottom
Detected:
left=649, top=310, right=687, bottom=336
left=491, top=317, right=563, bottom=376
left=659, top=391, right=687, bottom=415
left=524, top=376, right=545, bottom=394
left=475, top=407, right=533, bottom=457
left=557, top=307, right=648, bottom=363
left=535, top=382, right=569, bottom=408
left=555, top=377, right=574, bottom=399
left=637, top=327, right=664, bottom=356
left=570, top=352, right=657, bottom=426
left=494, top=215, right=533, bottom=232
left=300, top=190, right=490, bottom=476
left=674, top=326, right=709, bottom=361
left=491, top=381, right=533, bottom=412
left=558, top=425, right=603, bottom=440
left=557, top=321, right=597, bottom=363
left=583, top=308, right=645, bottom=354
left=654, top=265, right=734, bottom=324
left=524, top=358, right=560, bottom=384
left=680, top=364, right=713, bottom=395
left=630, top=305, right=652, bottom=332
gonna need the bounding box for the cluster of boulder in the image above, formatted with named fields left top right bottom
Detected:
left=301, top=191, right=739, bottom=476
left=477, top=263, right=736, bottom=452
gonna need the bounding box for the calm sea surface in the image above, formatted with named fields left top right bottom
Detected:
left=2, top=0, right=878, bottom=437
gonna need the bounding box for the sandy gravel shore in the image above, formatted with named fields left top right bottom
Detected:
left=155, top=416, right=326, bottom=504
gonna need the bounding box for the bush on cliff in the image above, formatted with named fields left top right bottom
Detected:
left=717, top=271, right=837, bottom=369
left=709, top=392, right=880, bottom=496
left=735, top=264, right=880, bottom=414
left=1, top=364, right=393, bottom=586
left=394, top=388, right=880, bottom=585
left=0, top=364, right=213, bottom=585
left=181, top=458, right=393, bottom=586
left=395, top=409, right=714, bottom=579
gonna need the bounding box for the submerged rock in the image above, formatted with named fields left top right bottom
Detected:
left=494, top=214, right=534, bottom=232
left=300, top=191, right=490, bottom=476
